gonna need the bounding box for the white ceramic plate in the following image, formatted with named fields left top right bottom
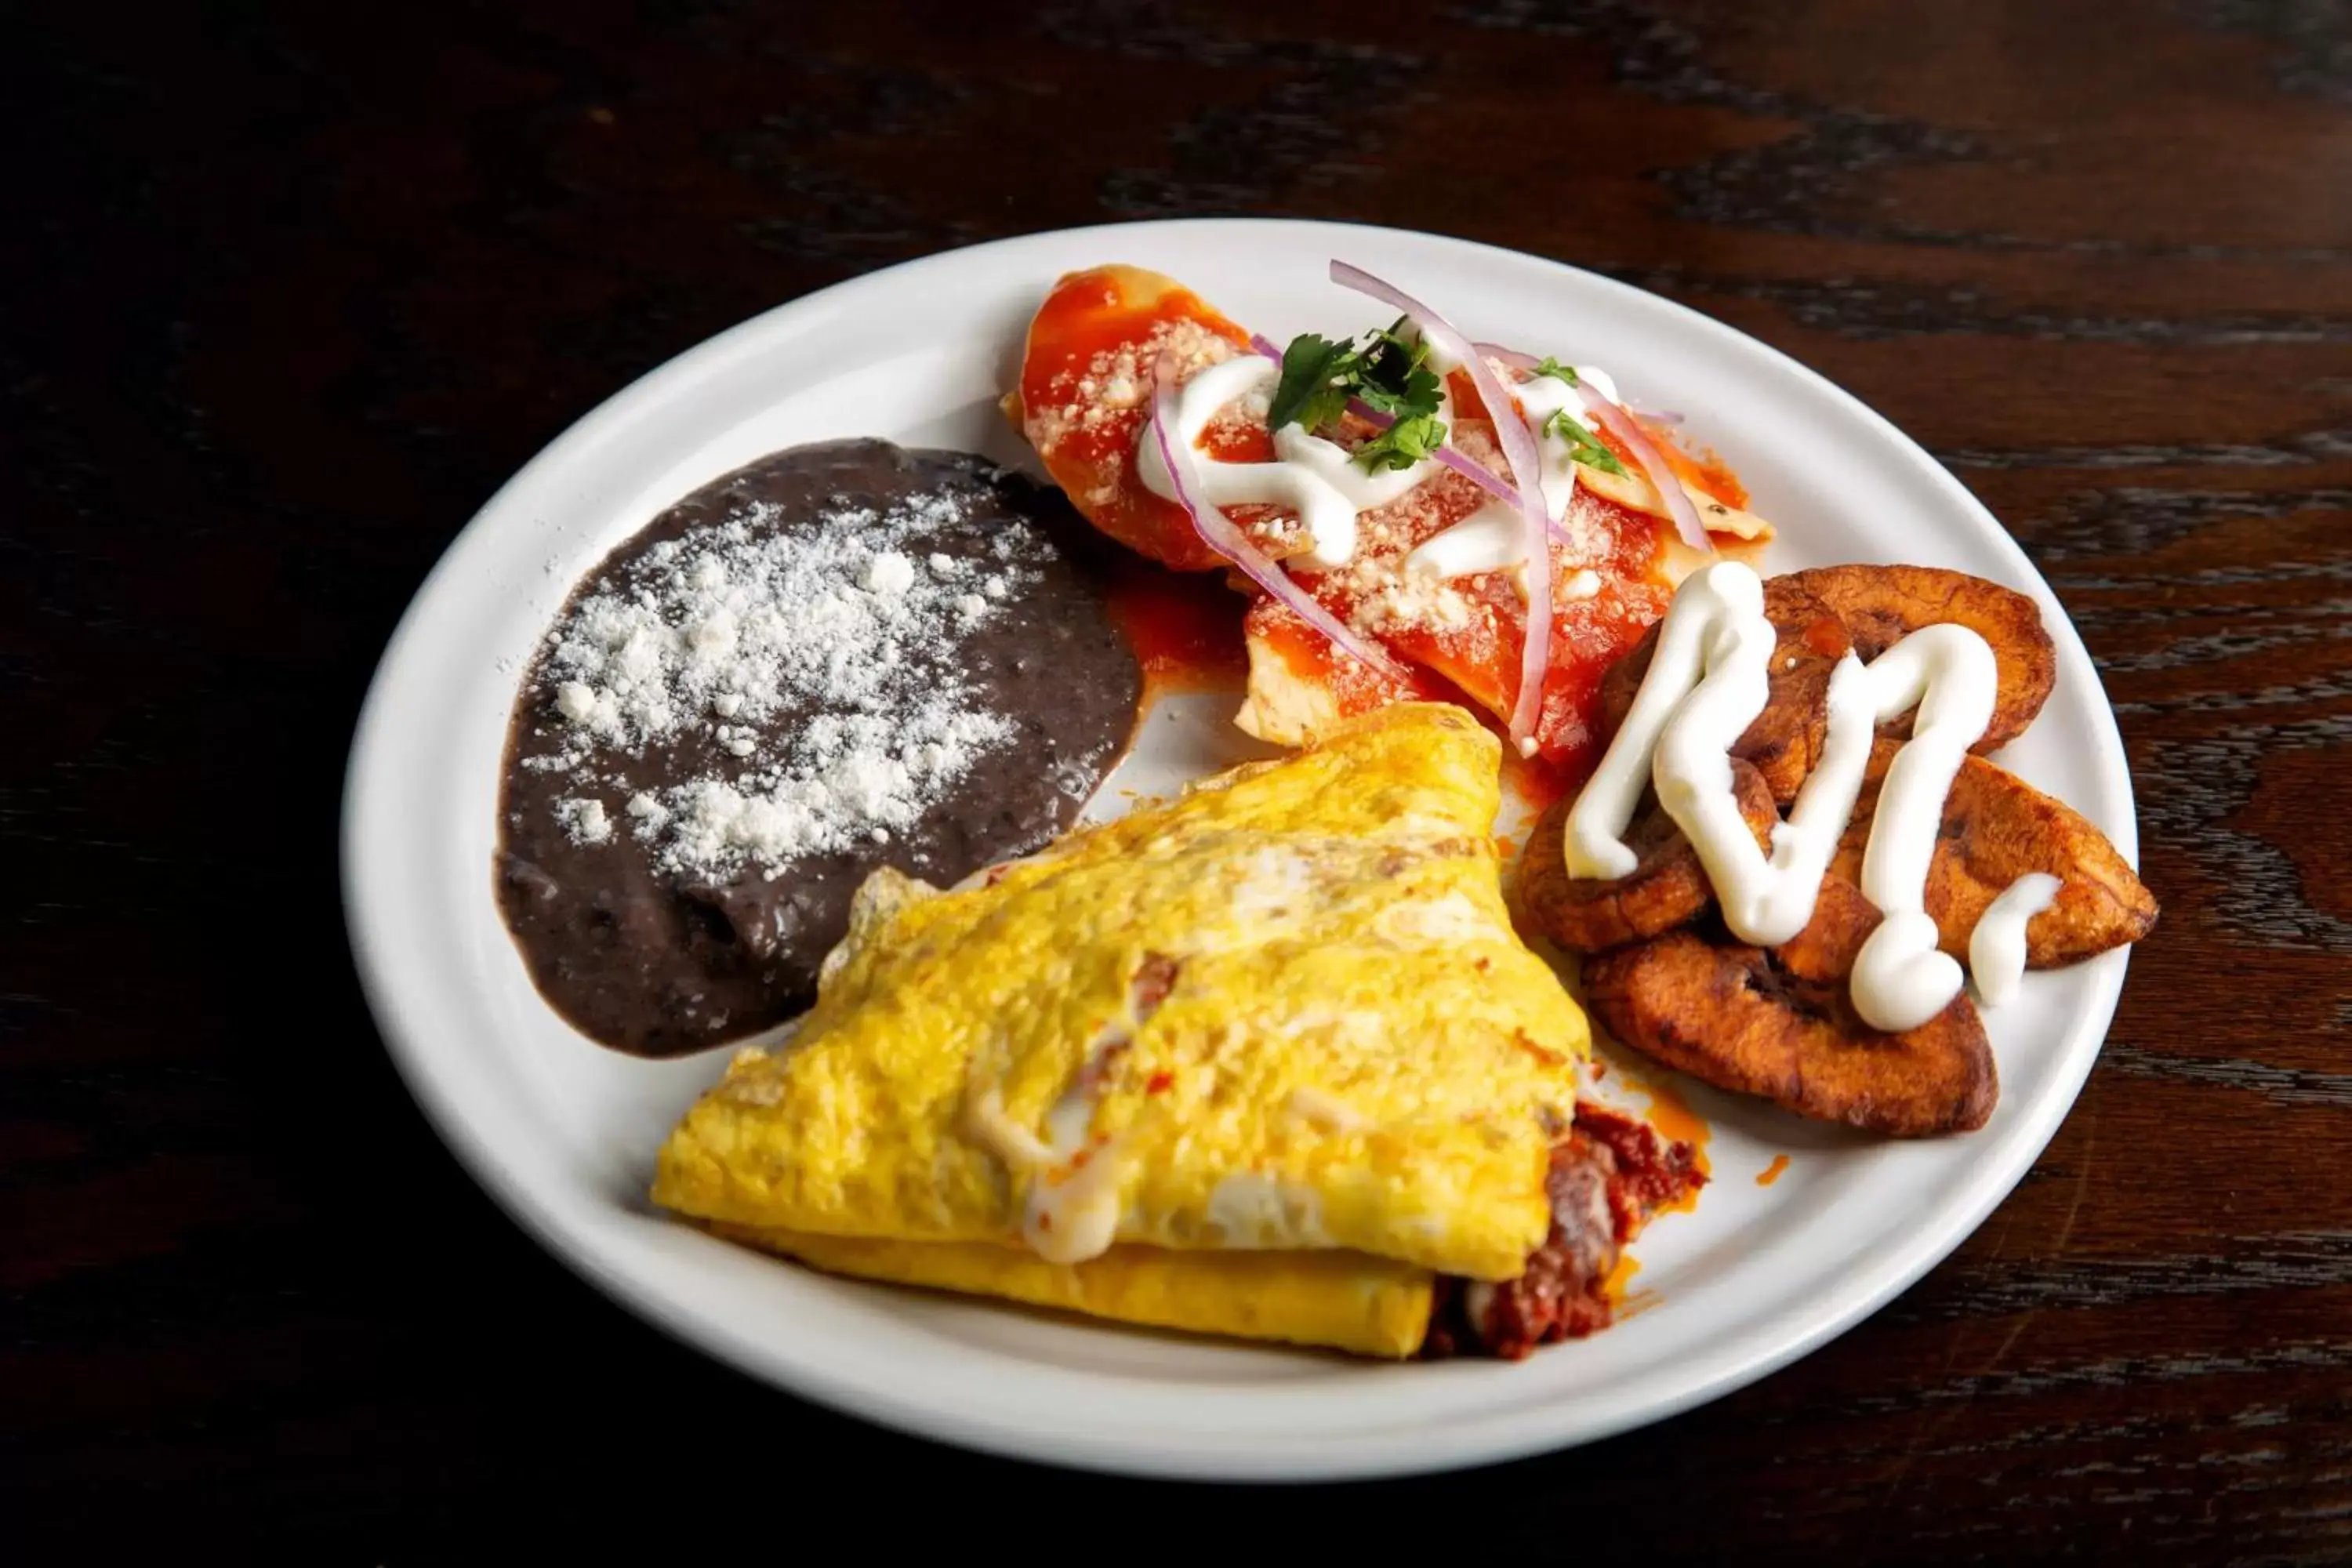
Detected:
left=343, top=220, right=2137, bottom=1481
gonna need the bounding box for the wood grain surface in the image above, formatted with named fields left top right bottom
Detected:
left=7, top=0, right=2349, bottom=1558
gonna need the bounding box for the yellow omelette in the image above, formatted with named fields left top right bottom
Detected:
left=652, top=702, right=1588, bottom=1356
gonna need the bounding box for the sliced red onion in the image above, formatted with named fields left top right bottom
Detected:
left=1341, top=394, right=1581, bottom=546
left=1472, top=340, right=1538, bottom=375
left=1149, top=358, right=1406, bottom=681
left=1333, top=262, right=1552, bottom=749
left=1297, top=332, right=1523, bottom=506
left=1635, top=405, right=1686, bottom=426
left=1248, top=332, right=1283, bottom=361
left=1574, top=385, right=1710, bottom=552
left=1272, top=328, right=1534, bottom=521
left=1472, top=343, right=1711, bottom=554
left=1432, top=445, right=1525, bottom=511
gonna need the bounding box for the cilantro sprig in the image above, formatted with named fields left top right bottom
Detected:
left=1269, top=317, right=1450, bottom=474
left=1543, top=407, right=1628, bottom=476
left=1362, top=409, right=1446, bottom=470
left=1268, top=328, right=1628, bottom=479
left=1527, top=354, right=1628, bottom=476
left=1269, top=333, right=1357, bottom=436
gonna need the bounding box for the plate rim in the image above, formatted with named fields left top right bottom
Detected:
left=342, top=216, right=2136, bottom=1481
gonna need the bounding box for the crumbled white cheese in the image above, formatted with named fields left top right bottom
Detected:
left=555, top=796, right=612, bottom=844
left=1025, top=318, right=1233, bottom=456
left=521, top=484, right=1040, bottom=877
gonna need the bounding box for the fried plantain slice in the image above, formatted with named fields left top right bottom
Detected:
left=1780, top=564, right=2055, bottom=753
left=1582, top=877, right=1998, bottom=1137
left=1598, top=577, right=1853, bottom=803
left=1520, top=760, right=1779, bottom=953
left=1835, top=739, right=2158, bottom=968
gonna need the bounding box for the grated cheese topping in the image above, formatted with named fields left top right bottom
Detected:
left=517, top=487, right=1043, bottom=877
left=1027, top=317, right=1235, bottom=461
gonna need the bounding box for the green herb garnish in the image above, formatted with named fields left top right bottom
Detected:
left=1352, top=318, right=1444, bottom=420
left=1532, top=355, right=1579, bottom=386
left=1268, top=317, right=1449, bottom=474
left=1544, top=407, right=1628, bottom=476
left=1356, top=409, right=1447, bottom=472
left=1269, top=332, right=1358, bottom=437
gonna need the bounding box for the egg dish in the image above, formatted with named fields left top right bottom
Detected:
left=654, top=703, right=1701, bottom=1357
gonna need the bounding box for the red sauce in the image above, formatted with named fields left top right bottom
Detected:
left=1605, top=1063, right=1714, bottom=1213
left=1641, top=418, right=1750, bottom=511
left=1020, top=268, right=1746, bottom=783
left=1100, top=554, right=1247, bottom=691
left=1423, top=1103, right=1706, bottom=1359
left=1246, top=608, right=1457, bottom=717
left=1501, top=747, right=1579, bottom=817
left=1599, top=415, right=1750, bottom=513
left=1016, top=267, right=1251, bottom=573
left=1373, top=480, right=1675, bottom=777
left=1756, top=1152, right=1791, bottom=1187
left=1234, top=474, right=1678, bottom=779
left=1573, top=1103, right=1708, bottom=1227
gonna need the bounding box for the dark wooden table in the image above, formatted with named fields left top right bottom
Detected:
left=9, top=0, right=2349, bottom=1558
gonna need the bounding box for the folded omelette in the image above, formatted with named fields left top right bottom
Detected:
left=652, top=702, right=1590, bottom=1356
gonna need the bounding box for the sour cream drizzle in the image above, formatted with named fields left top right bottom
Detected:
left=1133, top=353, right=1436, bottom=570
left=1566, top=560, right=2056, bottom=1033
left=964, top=1014, right=1144, bottom=1265
left=1969, top=871, right=2061, bottom=1008
left=1567, top=563, right=1867, bottom=945
left=1134, top=343, right=1632, bottom=583
left=1404, top=364, right=1623, bottom=583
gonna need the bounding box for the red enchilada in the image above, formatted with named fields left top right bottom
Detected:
left=1008, top=262, right=1769, bottom=783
